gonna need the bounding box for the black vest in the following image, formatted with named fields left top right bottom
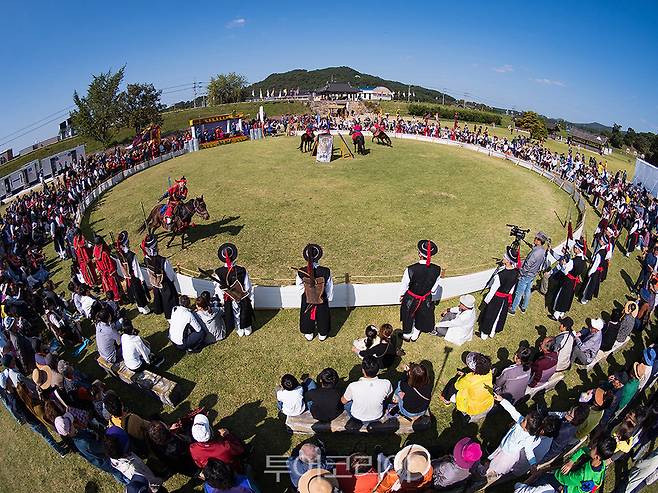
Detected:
left=571, top=256, right=587, bottom=277
left=497, top=268, right=519, bottom=293
left=407, top=263, right=441, bottom=295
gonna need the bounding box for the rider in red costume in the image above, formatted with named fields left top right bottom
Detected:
left=351, top=122, right=363, bottom=143
left=160, top=177, right=188, bottom=226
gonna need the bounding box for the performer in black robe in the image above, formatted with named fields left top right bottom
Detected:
left=115, top=231, right=150, bottom=315
left=141, top=234, right=178, bottom=319
left=479, top=246, right=519, bottom=340
left=552, top=239, right=586, bottom=319
left=580, top=238, right=607, bottom=304
left=214, top=242, right=254, bottom=337
left=400, top=240, right=441, bottom=342
left=295, top=244, right=333, bottom=341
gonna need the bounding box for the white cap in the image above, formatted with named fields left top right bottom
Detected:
left=591, top=318, right=604, bottom=330
left=459, top=294, right=475, bottom=309
left=191, top=413, right=211, bottom=443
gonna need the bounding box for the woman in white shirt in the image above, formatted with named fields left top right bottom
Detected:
left=120, top=320, right=163, bottom=371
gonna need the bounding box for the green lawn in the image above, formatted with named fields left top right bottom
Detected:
left=0, top=135, right=651, bottom=493
left=85, top=136, right=572, bottom=282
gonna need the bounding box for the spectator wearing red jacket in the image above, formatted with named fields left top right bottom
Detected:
left=528, top=337, right=559, bottom=388
left=189, top=414, right=245, bottom=471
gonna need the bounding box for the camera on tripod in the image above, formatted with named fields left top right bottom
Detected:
left=506, top=224, right=531, bottom=242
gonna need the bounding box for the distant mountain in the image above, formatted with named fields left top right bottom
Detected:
left=246, top=66, right=457, bottom=105
left=571, top=122, right=614, bottom=134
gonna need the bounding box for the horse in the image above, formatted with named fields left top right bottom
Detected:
left=351, top=134, right=366, bottom=155
left=298, top=132, right=315, bottom=152
left=371, top=127, right=393, bottom=147
left=138, top=196, right=210, bottom=248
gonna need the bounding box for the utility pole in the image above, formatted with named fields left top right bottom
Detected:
left=193, top=79, right=197, bottom=109
left=407, top=85, right=411, bottom=103
left=442, top=91, right=445, bottom=106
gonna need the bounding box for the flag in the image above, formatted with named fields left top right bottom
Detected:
left=284, top=88, right=287, bottom=96
left=251, top=89, right=255, bottom=97
left=266, top=90, right=269, bottom=97
left=259, top=89, right=262, bottom=99
left=567, top=219, right=573, bottom=242
left=278, top=90, right=282, bottom=98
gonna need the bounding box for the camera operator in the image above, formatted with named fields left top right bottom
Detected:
left=509, top=231, right=549, bottom=315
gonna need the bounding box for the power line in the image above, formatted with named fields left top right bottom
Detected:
left=0, top=105, right=74, bottom=143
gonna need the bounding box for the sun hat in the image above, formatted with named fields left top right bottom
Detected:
left=191, top=413, right=211, bottom=443
left=624, top=301, right=639, bottom=317
left=32, top=366, right=53, bottom=390
left=393, top=444, right=431, bottom=479
left=459, top=294, right=475, bottom=309
left=54, top=412, right=74, bottom=436
left=590, top=318, right=604, bottom=330
left=643, top=347, right=657, bottom=366
left=593, top=388, right=606, bottom=406
left=453, top=437, right=482, bottom=469
left=297, top=468, right=339, bottom=493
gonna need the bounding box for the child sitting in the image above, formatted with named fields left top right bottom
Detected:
left=275, top=374, right=316, bottom=417
left=352, top=324, right=380, bottom=357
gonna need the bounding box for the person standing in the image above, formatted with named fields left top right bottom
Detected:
left=295, top=244, right=333, bottom=341
left=509, top=232, right=548, bottom=315
left=581, top=238, right=608, bottom=304
left=551, top=239, right=586, bottom=320
left=400, top=240, right=441, bottom=342
left=214, top=243, right=254, bottom=337
left=92, top=235, right=121, bottom=302
left=72, top=228, right=98, bottom=287
left=115, top=231, right=150, bottom=315
left=480, top=246, right=519, bottom=340
left=141, top=234, right=178, bottom=319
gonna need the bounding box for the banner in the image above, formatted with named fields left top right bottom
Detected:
left=633, top=158, right=658, bottom=196
left=316, top=133, right=333, bottom=163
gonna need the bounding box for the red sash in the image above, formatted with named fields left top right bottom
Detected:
left=566, top=273, right=581, bottom=289
left=494, top=291, right=513, bottom=304
left=406, top=289, right=431, bottom=317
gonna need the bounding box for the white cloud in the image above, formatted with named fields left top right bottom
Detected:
left=226, top=18, right=246, bottom=28
left=534, top=78, right=565, bottom=87
left=493, top=64, right=514, bottom=73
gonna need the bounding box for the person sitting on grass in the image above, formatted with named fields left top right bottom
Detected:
left=388, top=362, right=432, bottom=419
left=276, top=373, right=316, bottom=417
left=431, top=294, right=477, bottom=346
left=190, top=413, right=245, bottom=472
left=169, top=295, right=207, bottom=353
left=600, top=370, right=639, bottom=425
left=335, top=452, right=379, bottom=493
left=102, top=391, right=151, bottom=454
left=286, top=442, right=334, bottom=491
left=304, top=367, right=343, bottom=423
left=494, top=347, right=533, bottom=404
left=341, top=356, right=392, bottom=424
left=541, top=404, right=590, bottom=464
left=528, top=337, right=559, bottom=389
left=356, top=323, right=398, bottom=369
left=202, top=458, right=258, bottom=493
left=103, top=428, right=164, bottom=491
left=570, top=318, right=604, bottom=366
left=352, top=324, right=380, bottom=357
left=120, top=319, right=164, bottom=372
left=196, top=291, right=226, bottom=344
left=374, top=444, right=433, bottom=493
left=440, top=352, right=494, bottom=418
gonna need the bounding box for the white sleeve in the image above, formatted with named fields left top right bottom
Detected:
left=588, top=254, right=601, bottom=276
left=430, top=271, right=441, bottom=296
left=559, top=259, right=574, bottom=275
left=243, top=269, right=253, bottom=301
left=399, top=268, right=410, bottom=298
left=295, top=272, right=304, bottom=295
left=137, top=338, right=151, bottom=363
left=213, top=281, right=224, bottom=299
left=131, top=256, right=145, bottom=282
left=163, top=259, right=176, bottom=282
left=484, top=274, right=501, bottom=304
left=325, top=274, right=334, bottom=302
left=188, top=310, right=203, bottom=332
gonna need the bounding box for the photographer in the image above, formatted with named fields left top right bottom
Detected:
left=509, top=231, right=549, bottom=315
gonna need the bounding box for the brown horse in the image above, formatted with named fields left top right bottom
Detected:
left=371, top=127, right=393, bottom=146
left=298, top=132, right=315, bottom=152
left=138, top=196, right=210, bottom=248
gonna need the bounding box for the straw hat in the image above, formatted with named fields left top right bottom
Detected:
left=32, top=366, right=53, bottom=390
left=393, top=444, right=431, bottom=480
left=624, top=301, right=639, bottom=318
left=297, top=468, right=339, bottom=493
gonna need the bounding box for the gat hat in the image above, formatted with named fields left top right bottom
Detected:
left=459, top=294, right=475, bottom=309
left=417, top=240, right=438, bottom=259
left=574, top=239, right=585, bottom=252
left=217, top=243, right=238, bottom=263
left=644, top=347, right=657, bottom=366
left=303, top=244, right=323, bottom=263
left=142, top=234, right=158, bottom=256
left=535, top=231, right=548, bottom=243
left=590, top=318, right=604, bottom=330
left=624, top=301, right=639, bottom=317
left=191, top=413, right=211, bottom=443
left=503, top=246, right=519, bottom=264
left=560, top=316, right=574, bottom=330
left=32, top=366, right=53, bottom=390
left=117, top=230, right=129, bottom=248
left=393, top=444, right=431, bottom=479
left=453, top=437, right=482, bottom=469
left=298, top=468, right=339, bottom=493
left=54, top=412, right=74, bottom=436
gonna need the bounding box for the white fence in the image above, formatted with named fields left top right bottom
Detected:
left=79, top=136, right=585, bottom=310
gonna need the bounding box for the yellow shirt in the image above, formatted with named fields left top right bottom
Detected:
left=454, top=371, right=494, bottom=416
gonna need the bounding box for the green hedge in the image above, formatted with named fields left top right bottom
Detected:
left=407, top=104, right=502, bottom=125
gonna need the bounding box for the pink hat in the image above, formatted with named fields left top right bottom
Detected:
left=453, top=437, right=482, bottom=469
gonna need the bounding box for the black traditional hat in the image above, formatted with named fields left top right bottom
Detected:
left=417, top=240, right=438, bottom=258
left=217, top=243, right=238, bottom=264
left=573, top=239, right=585, bottom=252
left=503, top=246, right=519, bottom=264
left=117, top=230, right=129, bottom=248
left=303, top=243, right=323, bottom=263
left=141, top=233, right=158, bottom=255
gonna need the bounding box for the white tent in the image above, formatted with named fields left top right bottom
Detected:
left=633, top=158, right=658, bottom=195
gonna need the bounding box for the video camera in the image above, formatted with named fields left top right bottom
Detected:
left=506, top=224, right=531, bottom=242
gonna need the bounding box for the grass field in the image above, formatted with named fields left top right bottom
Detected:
left=0, top=132, right=650, bottom=493
left=85, top=136, right=572, bottom=282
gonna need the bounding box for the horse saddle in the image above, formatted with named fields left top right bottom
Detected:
left=223, top=279, right=248, bottom=302
left=303, top=277, right=325, bottom=305
left=159, top=204, right=167, bottom=215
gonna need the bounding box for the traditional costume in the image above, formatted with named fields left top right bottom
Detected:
left=214, top=243, right=254, bottom=337
left=160, top=177, right=188, bottom=226
left=580, top=239, right=607, bottom=304
left=142, top=234, right=178, bottom=319
left=552, top=239, right=586, bottom=319
left=479, top=247, right=519, bottom=340
left=400, top=240, right=441, bottom=342
left=92, top=235, right=121, bottom=302
left=626, top=215, right=643, bottom=256
left=72, top=229, right=98, bottom=286
left=115, top=231, right=150, bottom=315
left=295, top=244, right=333, bottom=341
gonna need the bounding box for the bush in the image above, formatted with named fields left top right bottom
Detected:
left=407, top=103, right=502, bottom=125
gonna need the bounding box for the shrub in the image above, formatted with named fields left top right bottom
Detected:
left=407, top=103, right=502, bottom=125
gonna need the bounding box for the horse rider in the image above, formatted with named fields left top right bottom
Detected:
left=160, top=176, right=188, bottom=226
left=351, top=122, right=363, bottom=144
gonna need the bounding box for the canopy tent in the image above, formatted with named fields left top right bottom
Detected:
left=633, top=158, right=658, bottom=195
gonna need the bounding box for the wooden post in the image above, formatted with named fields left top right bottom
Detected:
left=344, top=272, right=351, bottom=311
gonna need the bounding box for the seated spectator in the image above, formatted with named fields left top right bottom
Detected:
left=389, top=362, right=432, bottom=419
left=357, top=324, right=397, bottom=369
left=441, top=352, right=494, bottom=417
left=528, top=337, right=558, bottom=388
left=571, top=318, right=604, bottom=365
left=552, top=317, right=575, bottom=372
left=634, top=347, right=655, bottom=390
left=617, top=302, right=637, bottom=344
left=298, top=468, right=341, bottom=493
left=431, top=294, right=477, bottom=346
left=95, top=308, right=121, bottom=363
left=615, top=448, right=658, bottom=493
left=202, top=458, right=258, bottom=493
left=32, top=363, right=65, bottom=392
left=494, top=347, right=532, bottom=403
left=431, top=437, right=484, bottom=490
left=335, top=453, right=379, bottom=493
left=487, top=394, right=543, bottom=478
left=636, top=282, right=657, bottom=331
left=190, top=413, right=245, bottom=471
left=287, top=442, right=334, bottom=490
left=103, top=429, right=163, bottom=490
left=120, top=319, right=163, bottom=372
left=600, top=307, right=622, bottom=352
left=352, top=325, right=380, bottom=357
left=169, top=295, right=207, bottom=352
left=576, top=387, right=614, bottom=440
left=341, top=356, right=392, bottom=424
left=78, top=285, right=99, bottom=319
left=542, top=404, right=590, bottom=464
left=514, top=415, right=562, bottom=476
left=102, top=391, right=151, bottom=451
left=374, top=444, right=433, bottom=493
left=196, top=291, right=226, bottom=344
left=146, top=420, right=196, bottom=477
left=602, top=370, right=639, bottom=423
left=304, top=367, right=343, bottom=423
left=276, top=373, right=316, bottom=417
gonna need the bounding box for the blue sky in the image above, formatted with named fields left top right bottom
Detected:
left=2, top=0, right=657, bottom=152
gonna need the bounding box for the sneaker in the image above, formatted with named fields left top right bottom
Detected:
left=520, top=307, right=526, bottom=314
left=236, top=328, right=245, bottom=337
left=243, top=328, right=252, bottom=336
left=508, top=309, right=516, bottom=316
left=138, top=305, right=151, bottom=315
left=304, top=333, right=314, bottom=341
left=580, top=300, right=589, bottom=305
left=401, top=333, right=413, bottom=341
left=318, top=335, right=327, bottom=341
left=480, top=333, right=489, bottom=340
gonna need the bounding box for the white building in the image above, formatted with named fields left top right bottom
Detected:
left=359, top=86, right=393, bottom=101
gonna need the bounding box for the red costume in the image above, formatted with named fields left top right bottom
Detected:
left=161, top=177, right=188, bottom=224
left=93, top=241, right=121, bottom=301
left=351, top=123, right=363, bottom=142
left=73, top=234, right=98, bottom=286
